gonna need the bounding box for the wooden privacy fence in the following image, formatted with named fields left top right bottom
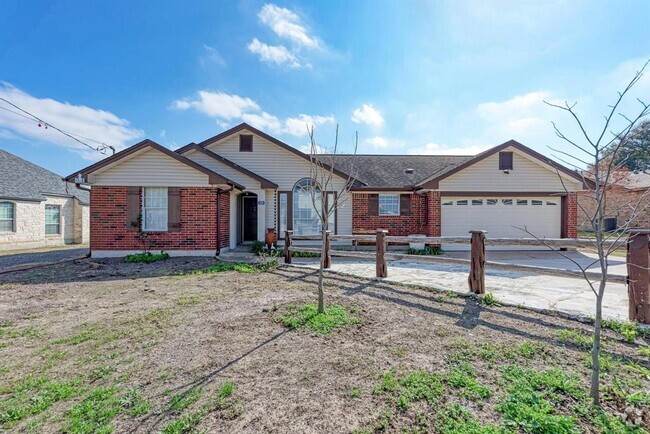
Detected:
left=283, top=229, right=650, bottom=323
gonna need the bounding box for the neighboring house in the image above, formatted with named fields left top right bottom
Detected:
left=578, top=168, right=650, bottom=230
left=0, top=149, right=89, bottom=251
left=65, top=123, right=585, bottom=257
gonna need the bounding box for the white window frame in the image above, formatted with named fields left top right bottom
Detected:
left=45, top=205, right=61, bottom=236
left=0, top=201, right=15, bottom=232
left=142, top=187, right=168, bottom=232
left=378, top=194, right=400, bottom=216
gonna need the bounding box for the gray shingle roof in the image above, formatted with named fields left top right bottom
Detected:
left=0, top=148, right=90, bottom=204
left=322, top=154, right=473, bottom=188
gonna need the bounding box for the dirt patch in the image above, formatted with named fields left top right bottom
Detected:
left=0, top=258, right=648, bottom=433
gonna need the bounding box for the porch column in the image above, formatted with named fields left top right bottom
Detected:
left=251, top=189, right=266, bottom=243
left=229, top=191, right=238, bottom=250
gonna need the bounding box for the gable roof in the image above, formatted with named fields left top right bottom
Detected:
left=418, top=139, right=586, bottom=189
left=64, top=139, right=245, bottom=190
left=189, top=122, right=361, bottom=185
left=0, top=148, right=90, bottom=204
left=179, top=143, right=278, bottom=189
left=325, top=154, right=472, bottom=190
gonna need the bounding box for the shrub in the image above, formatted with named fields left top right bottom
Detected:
left=124, top=252, right=169, bottom=263
left=404, top=246, right=444, bottom=256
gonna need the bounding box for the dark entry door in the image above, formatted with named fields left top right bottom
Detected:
left=243, top=197, right=258, bottom=241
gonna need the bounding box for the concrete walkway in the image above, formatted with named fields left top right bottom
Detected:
left=292, top=255, right=629, bottom=321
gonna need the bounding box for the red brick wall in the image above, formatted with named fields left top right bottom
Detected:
left=352, top=193, right=429, bottom=236
left=90, top=186, right=229, bottom=251
left=567, top=192, right=578, bottom=238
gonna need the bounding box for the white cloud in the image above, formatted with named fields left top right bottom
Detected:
left=247, top=38, right=302, bottom=68
left=284, top=114, right=334, bottom=136
left=0, top=82, right=143, bottom=160
left=351, top=104, right=384, bottom=127
left=258, top=4, right=320, bottom=49
left=408, top=142, right=486, bottom=156
left=170, top=91, right=260, bottom=120
left=363, top=136, right=404, bottom=150
left=170, top=89, right=333, bottom=139
left=200, top=44, right=226, bottom=67
left=241, top=111, right=282, bottom=133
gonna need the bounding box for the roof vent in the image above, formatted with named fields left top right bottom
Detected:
left=404, top=168, right=414, bottom=174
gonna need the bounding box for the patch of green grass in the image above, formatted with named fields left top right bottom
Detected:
left=124, top=251, right=169, bottom=263
left=169, top=387, right=202, bottom=412
left=639, top=345, right=650, bottom=358
left=516, top=341, right=546, bottom=359
left=348, top=387, right=361, bottom=398
left=601, top=319, right=638, bottom=343
left=498, top=366, right=584, bottom=434
left=65, top=386, right=121, bottom=434
left=374, top=370, right=444, bottom=410
left=278, top=304, right=361, bottom=335
left=119, top=388, right=150, bottom=417
left=446, top=362, right=491, bottom=400
left=161, top=410, right=205, bottom=434
left=89, top=365, right=117, bottom=381
left=0, top=376, right=84, bottom=428
left=584, top=354, right=615, bottom=372
left=435, top=404, right=505, bottom=434
left=176, top=295, right=202, bottom=306
left=180, top=262, right=257, bottom=275
left=556, top=328, right=593, bottom=350
left=391, top=347, right=406, bottom=358
left=404, top=246, right=444, bottom=256
left=218, top=381, right=234, bottom=400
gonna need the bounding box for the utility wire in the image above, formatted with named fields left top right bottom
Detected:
left=0, top=97, right=116, bottom=155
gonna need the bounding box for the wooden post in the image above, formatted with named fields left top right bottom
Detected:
left=284, top=230, right=293, bottom=264
left=627, top=229, right=650, bottom=324
left=323, top=230, right=331, bottom=269
left=468, top=230, right=486, bottom=294
left=376, top=230, right=388, bottom=278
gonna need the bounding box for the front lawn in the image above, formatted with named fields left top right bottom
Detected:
left=0, top=257, right=648, bottom=432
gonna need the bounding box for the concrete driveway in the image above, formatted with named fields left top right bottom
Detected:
left=292, top=250, right=629, bottom=321
left=447, top=250, right=628, bottom=276
left=0, top=246, right=89, bottom=272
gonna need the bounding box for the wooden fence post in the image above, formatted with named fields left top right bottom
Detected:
left=284, top=230, right=293, bottom=264
left=324, top=230, right=332, bottom=269
left=627, top=229, right=650, bottom=324
left=376, top=230, right=388, bottom=278
left=468, top=230, right=486, bottom=294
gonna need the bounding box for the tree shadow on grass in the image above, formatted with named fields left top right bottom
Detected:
left=273, top=267, right=650, bottom=366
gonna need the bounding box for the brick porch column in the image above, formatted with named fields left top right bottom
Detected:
left=426, top=191, right=441, bottom=237
left=567, top=192, right=578, bottom=238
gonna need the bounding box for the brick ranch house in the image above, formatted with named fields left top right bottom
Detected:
left=65, top=123, right=585, bottom=257
left=578, top=168, right=650, bottom=230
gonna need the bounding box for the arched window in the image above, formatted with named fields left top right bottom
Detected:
left=293, top=178, right=322, bottom=236
left=0, top=202, right=15, bottom=232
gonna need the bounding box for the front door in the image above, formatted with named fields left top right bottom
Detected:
left=243, top=197, right=258, bottom=241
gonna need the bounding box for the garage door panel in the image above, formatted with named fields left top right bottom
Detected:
left=441, top=196, right=561, bottom=249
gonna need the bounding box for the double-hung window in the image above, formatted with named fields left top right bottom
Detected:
left=45, top=205, right=60, bottom=235
left=378, top=194, right=399, bottom=216
left=142, top=187, right=168, bottom=231
left=0, top=202, right=15, bottom=232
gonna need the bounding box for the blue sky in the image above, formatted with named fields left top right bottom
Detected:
left=1, top=0, right=649, bottom=176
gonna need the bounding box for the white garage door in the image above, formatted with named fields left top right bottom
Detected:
left=441, top=196, right=561, bottom=249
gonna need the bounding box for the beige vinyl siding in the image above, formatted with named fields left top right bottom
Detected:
left=184, top=150, right=262, bottom=189
left=90, top=148, right=211, bottom=187
left=439, top=147, right=583, bottom=192
left=205, top=130, right=352, bottom=235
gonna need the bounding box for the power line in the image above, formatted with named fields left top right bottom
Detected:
left=0, top=97, right=116, bottom=155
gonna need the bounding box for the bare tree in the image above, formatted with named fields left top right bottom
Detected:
left=295, top=125, right=358, bottom=314
left=523, top=59, right=650, bottom=405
